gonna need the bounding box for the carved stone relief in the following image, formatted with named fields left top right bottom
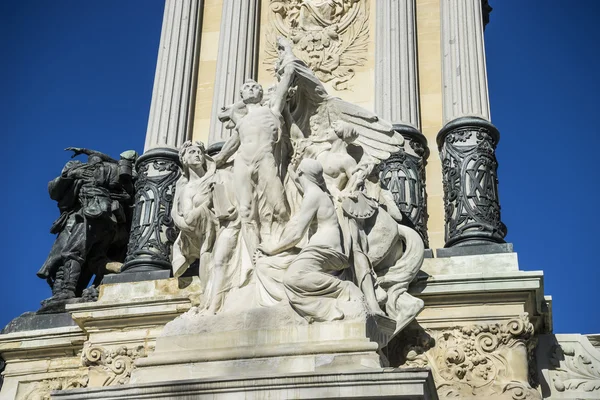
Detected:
left=265, top=0, right=369, bottom=90
left=20, top=376, right=88, bottom=400
left=548, top=342, right=600, bottom=394
left=82, top=344, right=150, bottom=387
left=389, top=315, right=540, bottom=399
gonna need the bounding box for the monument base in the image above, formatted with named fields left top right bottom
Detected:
left=52, top=369, right=438, bottom=399
left=131, top=300, right=399, bottom=383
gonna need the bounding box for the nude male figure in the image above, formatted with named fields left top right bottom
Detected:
left=213, top=60, right=296, bottom=258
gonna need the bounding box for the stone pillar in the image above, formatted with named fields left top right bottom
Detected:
left=208, top=0, right=260, bottom=145
left=438, top=0, right=506, bottom=248
left=120, top=0, right=202, bottom=277
left=375, top=0, right=420, bottom=129
left=441, top=0, right=490, bottom=124
left=375, top=0, right=430, bottom=246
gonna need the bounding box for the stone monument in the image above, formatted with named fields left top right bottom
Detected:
left=0, top=1, right=597, bottom=400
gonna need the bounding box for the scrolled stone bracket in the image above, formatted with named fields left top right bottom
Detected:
left=379, top=124, right=430, bottom=247
left=82, top=344, right=150, bottom=387
left=437, top=117, right=507, bottom=248
left=122, top=148, right=181, bottom=274
left=392, top=315, right=540, bottom=399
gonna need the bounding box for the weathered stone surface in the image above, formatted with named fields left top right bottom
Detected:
left=52, top=369, right=439, bottom=400
left=1, top=312, right=76, bottom=334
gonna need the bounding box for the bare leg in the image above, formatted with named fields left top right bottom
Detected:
left=234, top=159, right=260, bottom=260
left=354, top=251, right=386, bottom=317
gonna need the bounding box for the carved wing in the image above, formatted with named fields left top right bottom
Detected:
left=286, top=57, right=404, bottom=166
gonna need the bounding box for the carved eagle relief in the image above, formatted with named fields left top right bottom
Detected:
left=265, top=0, right=369, bottom=91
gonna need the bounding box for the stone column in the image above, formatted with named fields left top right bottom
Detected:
left=375, top=0, right=430, bottom=246
left=208, top=0, right=260, bottom=145
left=120, top=0, right=202, bottom=278
left=437, top=0, right=506, bottom=249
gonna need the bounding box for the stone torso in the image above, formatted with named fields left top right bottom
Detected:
left=236, top=106, right=281, bottom=162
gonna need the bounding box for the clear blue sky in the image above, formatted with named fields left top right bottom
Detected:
left=0, top=1, right=598, bottom=334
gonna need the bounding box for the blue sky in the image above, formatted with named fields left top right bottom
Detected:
left=0, top=1, right=598, bottom=334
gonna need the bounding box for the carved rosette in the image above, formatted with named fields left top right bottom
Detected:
left=122, top=148, right=181, bottom=273
left=437, top=117, right=507, bottom=248
left=395, top=315, right=539, bottom=399
left=379, top=125, right=430, bottom=247
left=82, top=344, right=149, bottom=387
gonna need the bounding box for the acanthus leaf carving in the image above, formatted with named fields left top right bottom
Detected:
left=549, top=343, right=600, bottom=393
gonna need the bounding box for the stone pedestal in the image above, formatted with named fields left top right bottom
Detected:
left=0, top=251, right=553, bottom=400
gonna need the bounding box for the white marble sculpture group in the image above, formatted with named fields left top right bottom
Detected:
left=171, top=38, right=425, bottom=333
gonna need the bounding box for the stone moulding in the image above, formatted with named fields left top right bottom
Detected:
left=397, top=314, right=541, bottom=399
left=51, top=369, right=438, bottom=400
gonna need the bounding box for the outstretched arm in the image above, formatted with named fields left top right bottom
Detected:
left=270, top=62, right=295, bottom=115
left=65, top=147, right=118, bottom=163
left=213, top=129, right=240, bottom=168
left=259, top=194, right=317, bottom=255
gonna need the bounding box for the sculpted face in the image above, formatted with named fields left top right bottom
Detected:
left=240, top=81, right=263, bottom=104
left=182, top=144, right=205, bottom=168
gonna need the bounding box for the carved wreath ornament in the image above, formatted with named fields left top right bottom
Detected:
left=266, top=0, right=369, bottom=90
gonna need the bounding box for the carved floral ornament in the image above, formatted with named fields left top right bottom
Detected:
left=549, top=342, right=600, bottom=393
left=18, top=345, right=150, bottom=400
left=399, top=315, right=541, bottom=400
left=266, top=0, right=369, bottom=90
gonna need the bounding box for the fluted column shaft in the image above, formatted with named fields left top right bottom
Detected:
left=122, top=0, right=202, bottom=277
left=441, top=0, right=490, bottom=123
left=375, top=0, right=420, bottom=129
left=208, top=0, right=260, bottom=144
left=375, top=0, right=429, bottom=246
left=144, top=0, right=203, bottom=150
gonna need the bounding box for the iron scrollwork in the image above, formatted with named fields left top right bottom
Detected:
left=379, top=125, right=430, bottom=247
left=122, top=148, right=181, bottom=273
left=437, top=117, right=506, bottom=247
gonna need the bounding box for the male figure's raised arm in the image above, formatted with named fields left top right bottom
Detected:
left=270, top=62, right=295, bottom=115
left=213, top=129, right=241, bottom=168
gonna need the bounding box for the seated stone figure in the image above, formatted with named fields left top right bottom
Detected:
left=258, top=158, right=363, bottom=322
